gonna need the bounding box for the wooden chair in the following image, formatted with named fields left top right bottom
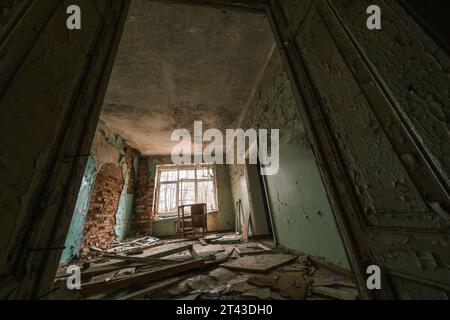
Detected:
left=177, top=203, right=208, bottom=238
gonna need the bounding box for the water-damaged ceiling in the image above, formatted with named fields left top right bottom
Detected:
left=100, top=0, right=275, bottom=155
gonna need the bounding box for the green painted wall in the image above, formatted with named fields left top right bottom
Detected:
left=61, top=124, right=140, bottom=262
left=148, top=159, right=159, bottom=181
left=152, top=164, right=235, bottom=237
left=212, top=164, right=235, bottom=231
left=230, top=49, right=350, bottom=269
left=115, top=154, right=140, bottom=240
left=61, top=155, right=97, bottom=263
left=265, top=128, right=349, bottom=268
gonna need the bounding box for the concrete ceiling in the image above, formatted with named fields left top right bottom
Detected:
left=101, top=0, right=275, bottom=155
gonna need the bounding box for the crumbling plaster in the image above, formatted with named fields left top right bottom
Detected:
left=100, top=0, right=276, bottom=155
left=229, top=48, right=350, bottom=269
left=152, top=163, right=235, bottom=237
left=61, top=123, right=140, bottom=262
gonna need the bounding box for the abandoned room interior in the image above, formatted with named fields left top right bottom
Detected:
left=0, top=0, right=449, bottom=301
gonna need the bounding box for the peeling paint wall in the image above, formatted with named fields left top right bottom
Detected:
left=0, top=0, right=130, bottom=298
left=61, top=123, right=140, bottom=261
left=152, top=164, right=235, bottom=237
left=272, top=0, right=450, bottom=297
left=114, top=152, right=140, bottom=241
left=229, top=49, right=350, bottom=269
left=101, top=0, right=275, bottom=155
left=61, top=156, right=97, bottom=263
left=132, top=155, right=173, bottom=235
left=81, top=163, right=124, bottom=251
left=229, top=165, right=252, bottom=236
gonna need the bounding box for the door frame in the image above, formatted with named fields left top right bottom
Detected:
left=17, top=0, right=390, bottom=298
left=26, top=0, right=365, bottom=298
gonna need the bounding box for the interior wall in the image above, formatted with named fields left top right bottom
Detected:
left=244, top=164, right=270, bottom=236
left=211, top=164, right=236, bottom=231
left=60, top=156, right=97, bottom=263
left=61, top=123, right=140, bottom=262
left=81, top=163, right=124, bottom=252
left=2, top=0, right=446, bottom=300
left=229, top=48, right=350, bottom=269
left=152, top=164, right=235, bottom=237
left=229, top=165, right=253, bottom=236
left=270, top=0, right=450, bottom=298
left=0, top=0, right=130, bottom=298
left=131, top=157, right=159, bottom=235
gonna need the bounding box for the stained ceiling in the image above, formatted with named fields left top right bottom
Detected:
left=101, top=0, right=275, bottom=155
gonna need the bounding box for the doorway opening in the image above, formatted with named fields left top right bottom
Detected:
left=55, top=0, right=357, bottom=300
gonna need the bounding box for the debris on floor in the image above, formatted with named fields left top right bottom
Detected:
left=107, top=236, right=160, bottom=255
left=220, top=253, right=298, bottom=272
left=210, top=233, right=242, bottom=244
left=51, top=233, right=358, bottom=300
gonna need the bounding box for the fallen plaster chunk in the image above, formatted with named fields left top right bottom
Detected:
left=208, top=267, right=236, bottom=282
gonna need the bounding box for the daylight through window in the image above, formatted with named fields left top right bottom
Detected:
left=154, top=164, right=217, bottom=216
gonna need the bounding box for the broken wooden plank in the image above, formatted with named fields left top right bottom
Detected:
left=123, top=242, right=162, bottom=255
left=80, top=261, right=152, bottom=281
left=234, top=244, right=273, bottom=256
left=309, top=276, right=357, bottom=289
left=141, top=243, right=195, bottom=259
left=105, top=244, right=194, bottom=262
left=107, top=236, right=160, bottom=254
left=204, top=234, right=221, bottom=241
left=192, top=244, right=225, bottom=259
left=89, top=246, right=103, bottom=253
left=221, top=254, right=297, bottom=273
left=311, top=286, right=359, bottom=300
left=308, top=256, right=354, bottom=280
left=189, top=247, right=201, bottom=260
left=81, top=259, right=205, bottom=297
left=103, top=254, right=179, bottom=264
left=257, top=243, right=273, bottom=251
left=242, top=214, right=251, bottom=242
left=116, top=276, right=185, bottom=300
left=212, top=234, right=242, bottom=244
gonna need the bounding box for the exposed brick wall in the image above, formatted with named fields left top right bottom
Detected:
left=81, top=163, right=124, bottom=252
left=131, top=158, right=155, bottom=234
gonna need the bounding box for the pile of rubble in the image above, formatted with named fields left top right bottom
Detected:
left=50, top=233, right=358, bottom=300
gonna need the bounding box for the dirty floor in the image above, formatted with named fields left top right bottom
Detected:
left=51, top=233, right=358, bottom=300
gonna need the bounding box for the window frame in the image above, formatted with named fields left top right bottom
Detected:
left=153, top=163, right=218, bottom=217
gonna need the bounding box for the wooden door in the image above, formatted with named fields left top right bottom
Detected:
left=269, top=0, right=450, bottom=299
left=0, top=0, right=130, bottom=298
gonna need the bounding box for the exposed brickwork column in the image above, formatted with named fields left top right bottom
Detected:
left=81, top=163, right=124, bottom=253
left=131, top=157, right=155, bottom=234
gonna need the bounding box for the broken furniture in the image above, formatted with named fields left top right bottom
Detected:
left=177, top=203, right=208, bottom=238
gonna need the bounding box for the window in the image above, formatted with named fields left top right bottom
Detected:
left=154, top=164, right=217, bottom=216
